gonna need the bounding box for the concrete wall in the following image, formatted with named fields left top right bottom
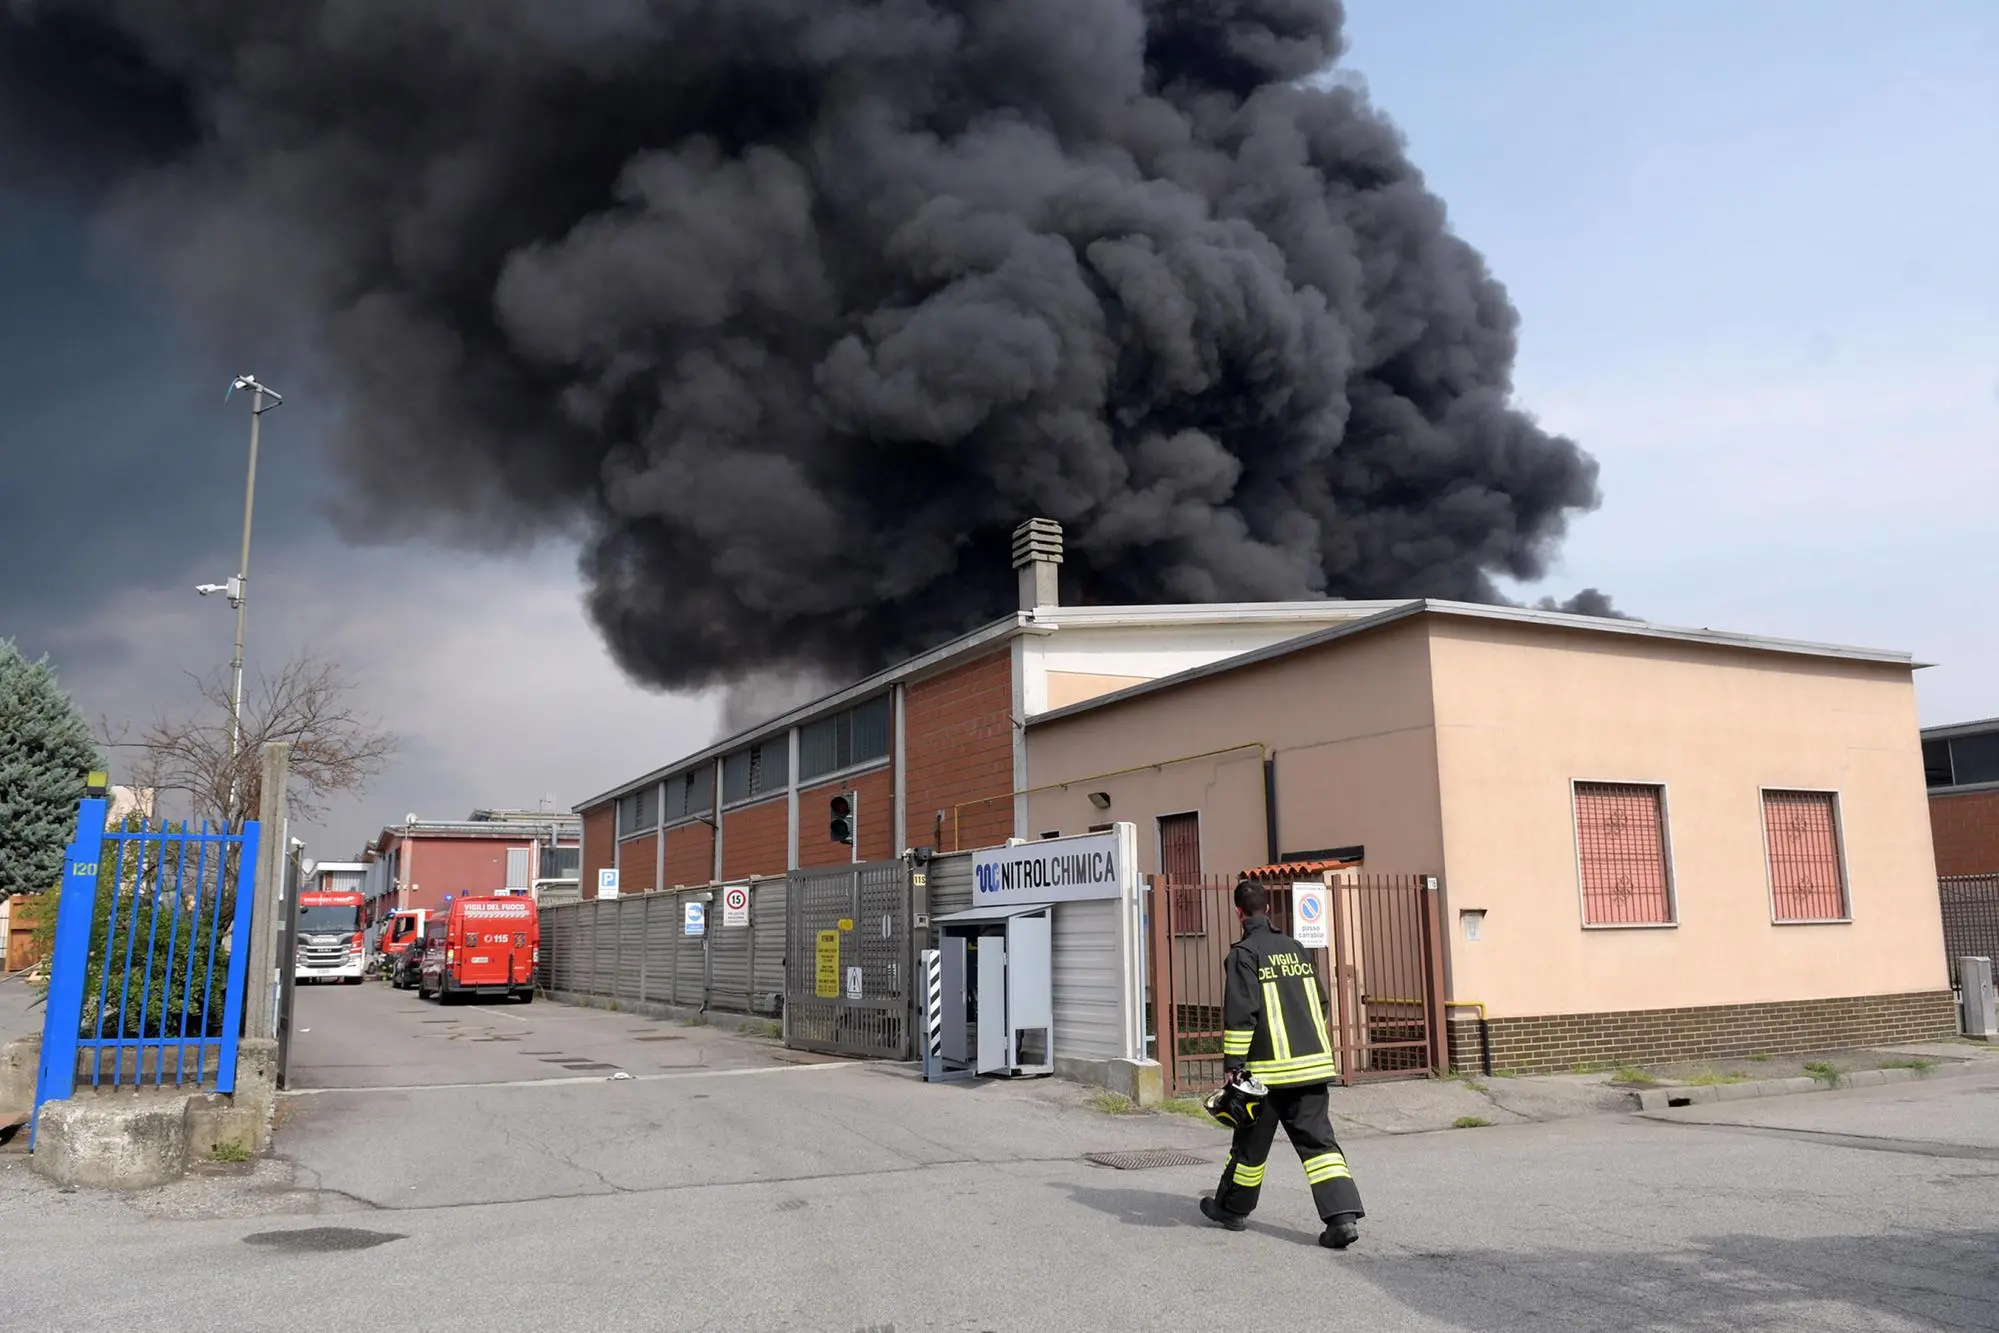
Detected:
left=1426, top=617, right=1947, bottom=1020
left=1024, top=619, right=1444, bottom=877
left=1930, top=787, right=1999, bottom=876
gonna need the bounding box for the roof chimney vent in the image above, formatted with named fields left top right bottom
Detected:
left=1011, top=517, right=1063, bottom=611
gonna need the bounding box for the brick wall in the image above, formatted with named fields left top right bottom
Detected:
left=616, top=833, right=660, bottom=895
left=663, top=821, right=716, bottom=887
left=905, top=650, right=1016, bottom=852
left=400, top=837, right=530, bottom=913
left=721, top=798, right=789, bottom=881
left=1445, top=990, right=1960, bottom=1076
left=797, top=766, right=896, bottom=867
left=581, top=805, right=614, bottom=900
left=1930, top=788, right=1999, bottom=876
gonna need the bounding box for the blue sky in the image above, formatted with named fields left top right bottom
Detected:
left=4, top=1, right=1993, bottom=856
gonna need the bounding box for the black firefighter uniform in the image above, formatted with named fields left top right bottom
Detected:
left=1214, top=913, right=1365, bottom=1224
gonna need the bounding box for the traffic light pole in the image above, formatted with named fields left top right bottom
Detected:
left=851, top=790, right=860, bottom=865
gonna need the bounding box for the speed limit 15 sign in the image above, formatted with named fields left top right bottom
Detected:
left=722, top=884, right=750, bottom=928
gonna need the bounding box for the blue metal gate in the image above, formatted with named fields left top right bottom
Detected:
left=32, top=798, right=261, bottom=1143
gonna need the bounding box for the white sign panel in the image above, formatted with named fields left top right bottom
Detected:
left=973, top=831, right=1122, bottom=906
left=1292, top=883, right=1329, bottom=949
left=683, top=901, right=705, bottom=936
left=722, top=884, right=750, bottom=928
left=597, top=868, right=619, bottom=900
left=845, top=965, right=863, bottom=999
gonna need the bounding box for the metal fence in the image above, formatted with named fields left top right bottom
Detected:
left=1940, top=875, right=1999, bottom=987
left=35, top=801, right=261, bottom=1135
left=784, top=860, right=913, bottom=1060
left=1146, top=873, right=1445, bottom=1097
left=538, top=882, right=788, bottom=1016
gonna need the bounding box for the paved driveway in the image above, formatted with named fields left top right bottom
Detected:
left=3, top=998, right=1994, bottom=1331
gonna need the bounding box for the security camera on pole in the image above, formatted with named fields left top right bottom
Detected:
left=196, top=374, right=285, bottom=825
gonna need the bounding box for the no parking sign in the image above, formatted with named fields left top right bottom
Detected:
left=722, top=884, right=750, bottom=928
left=1293, top=882, right=1329, bottom=949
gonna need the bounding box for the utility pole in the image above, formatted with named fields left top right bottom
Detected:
left=200, top=375, right=283, bottom=825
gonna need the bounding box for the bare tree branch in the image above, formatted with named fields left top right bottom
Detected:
left=129, top=651, right=398, bottom=827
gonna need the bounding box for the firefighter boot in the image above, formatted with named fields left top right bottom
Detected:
left=1319, top=1213, right=1360, bottom=1251
left=1200, top=1197, right=1247, bottom=1232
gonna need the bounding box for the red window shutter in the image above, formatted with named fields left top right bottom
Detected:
left=1573, top=783, right=1673, bottom=926
left=1763, top=790, right=1847, bottom=922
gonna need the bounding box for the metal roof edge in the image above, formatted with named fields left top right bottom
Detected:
left=1029, top=597, right=1916, bottom=729
left=1921, top=716, right=1999, bottom=741
left=1419, top=600, right=1915, bottom=666
left=575, top=613, right=1026, bottom=812
left=1026, top=600, right=1397, bottom=628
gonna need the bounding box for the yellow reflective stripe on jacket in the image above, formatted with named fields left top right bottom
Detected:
left=1249, top=1053, right=1340, bottom=1086
left=1302, top=1151, right=1351, bottom=1183
left=1301, top=975, right=1331, bottom=1051
left=1221, top=1028, right=1254, bottom=1057
left=1262, top=981, right=1292, bottom=1061
left=1231, top=1160, right=1266, bottom=1187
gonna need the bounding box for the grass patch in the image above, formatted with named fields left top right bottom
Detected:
left=1748, top=1052, right=1772, bottom=1063
left=1885, top=1057, right=1937, bottom=1075
left=1159, top=1096, right=1214, bottom=1121
left=1487, top=1069, right=1520, bottom=1080
left=1452, top=1116, right=1492, bottom=1129
left=207, top=1141, right=252, bottom=1164
left=1684, top=1070, right=1751, bottom=1086
left=1088, top=1092, right=1136, bottom=1115
left=1803, top=1060, right=1843, bottom=1087
left=1570, top=1061, right=1607, bottom=1076
left=1608, top=1066, right=1664, bottom=1088
left=1445, top=1072, right=1489, bottom=1093
left=738, top=1017, right=782, bottom=1039
left=678, top=1013, right=711, bottom=1027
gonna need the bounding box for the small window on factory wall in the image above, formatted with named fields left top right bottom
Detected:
left=1572, top=782, right=1674, bottom=927
left=665, top=764, right=714, bottom=821
left=1763, top=790, right=1849, bottom=923
left=723, top=740, right=789, bottom=805
left=1949, top=732, right=1999, bottom=787
left=798, top=695, right=892, bottom=781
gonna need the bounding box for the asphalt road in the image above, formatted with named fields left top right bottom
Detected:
left=3, top=986, right=1994, bottom=1332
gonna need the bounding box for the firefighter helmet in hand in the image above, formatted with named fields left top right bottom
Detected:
left=1204, top=1073, right=1269, bottom=1129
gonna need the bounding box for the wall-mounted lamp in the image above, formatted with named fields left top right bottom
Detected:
left=1087, top=791, right=1112, bottom=811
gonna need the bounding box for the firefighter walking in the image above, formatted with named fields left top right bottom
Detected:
left=1200, top=879, right=1364, bottom=1250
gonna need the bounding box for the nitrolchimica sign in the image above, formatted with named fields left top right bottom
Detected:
left=973, top=831, right=1121, bottom=906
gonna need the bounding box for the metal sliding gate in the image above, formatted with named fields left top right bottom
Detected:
left=784, top=859, right=914, bottom=1059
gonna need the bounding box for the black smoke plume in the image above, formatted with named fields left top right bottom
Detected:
left=1, top=0, right=1619, bottom=693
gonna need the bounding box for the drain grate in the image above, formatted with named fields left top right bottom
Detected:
left=634, top=1035, right=684, bottom=1043
left=1083, top=1148, right=1211, bottom=1171
left=244, top=1227, right=405, bottom=1253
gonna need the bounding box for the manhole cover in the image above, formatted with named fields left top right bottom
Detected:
left=243, top=1227, right=405, bottom=1253
left=634, top=1035, right=684, bottom=1043
left=1083, top=1149, right=1211, bottom=1171
left=560, top=1062, right=619, bottom=1073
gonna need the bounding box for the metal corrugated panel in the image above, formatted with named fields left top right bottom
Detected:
left=709, top=885, right=751, bottom=1011
left=616, top=899, right=645, bottom=998
left=673, top=891, right=707, bottom=1006
left=751, top=882, right=786, bottom=1002
left=1052, top=900, right=1124, bottom=1061
left=591, top=899, right=617, bottom=996
left=641, top=894, right=675, bottom=1004
left=541, top=903, right=573, bottom=991
left=927, top=852, right=974, bottom=918
left=572, top=903, right=594, bottom=994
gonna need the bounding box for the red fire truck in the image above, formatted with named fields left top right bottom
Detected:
left=295, top=888, right=367, bottom=984
left=419, top=895, right=539, bottom=1004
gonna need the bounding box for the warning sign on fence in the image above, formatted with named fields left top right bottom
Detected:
left=815, top=930, right=840, bottom=998
left=1293, top=882, right=1328, bottom=949
left=722, top=884, right=749, bottom=928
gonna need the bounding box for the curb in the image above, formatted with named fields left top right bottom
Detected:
left=1634, top=1059, right=1992, bottom=1112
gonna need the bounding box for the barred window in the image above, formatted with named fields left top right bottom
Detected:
left=617, top=785, right=658, bottom=837
left=723, top=739, right=789, bottom=805
left=1573, top=782, right=1674, bottom=926
left=664, top=764, right=714, bottom=822
left=798, top=695, right=893, bottom=781
left=1763, top=789, right=1849, bottom=922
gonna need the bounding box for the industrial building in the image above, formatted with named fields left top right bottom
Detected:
left=361, top=809, right=581, bottom=916
left=576, top=519, right=1957, bottom=1073
left=1925, top=715, right=1999, bottom=876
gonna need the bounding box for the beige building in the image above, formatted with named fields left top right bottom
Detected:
left=1023, top=600, right=1956, bottom=1074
